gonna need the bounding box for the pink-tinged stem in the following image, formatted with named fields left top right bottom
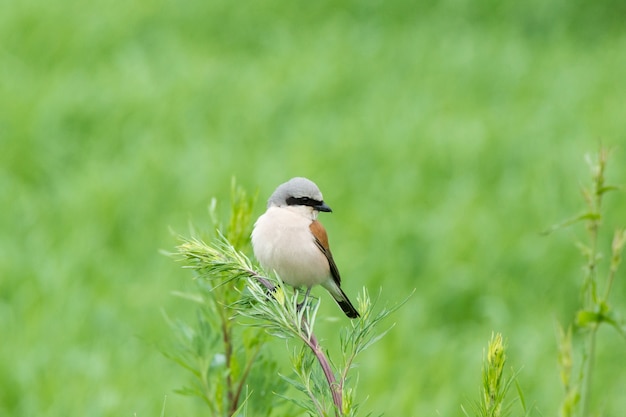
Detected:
left=250, top=272, right=342, bottom=416
left=306, top=332, right=342, bottom=416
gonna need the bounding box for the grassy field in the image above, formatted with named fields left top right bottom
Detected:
left=2, top=0, right=626, bottom=415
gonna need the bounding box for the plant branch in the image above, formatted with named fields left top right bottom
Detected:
left=173, top=205, right=400, bottom=417
left=231, top=344, right=262, bottom=416
left=220, top=308, right=235, bottom=412
left=305, top=332, right=342, bottom=416
left=552, top=146, right=625, bottom=417
left=178, top=233, right=346, bottom=414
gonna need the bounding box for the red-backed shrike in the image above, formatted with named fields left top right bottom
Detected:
left=251, top=177, right=360, bottom=318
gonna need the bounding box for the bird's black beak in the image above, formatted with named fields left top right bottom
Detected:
left=315, top=202, right=332, bottom=213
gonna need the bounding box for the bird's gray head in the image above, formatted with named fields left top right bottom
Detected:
left=267, top=177, right=332, bottom=212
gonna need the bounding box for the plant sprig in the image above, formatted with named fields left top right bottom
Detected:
left=547, top=146, right=626, bottom=417
left=463, top=333, right=528, bottom=417
left=166, top=181, right=403, bottom=416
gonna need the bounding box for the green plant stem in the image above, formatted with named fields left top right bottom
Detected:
left=579, top=227, right=599, bottom=417
left=221, top=317, right=235, bottom=413
left=580, top=325, right=598, bottom=417
left=579, top=149, right=604, bottom=417
left=579, top=232, right=599, bottom=417
left=231, top=344, right=262, bottom=416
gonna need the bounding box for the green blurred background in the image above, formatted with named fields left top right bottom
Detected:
left=2, top=0, right=626, bottom=415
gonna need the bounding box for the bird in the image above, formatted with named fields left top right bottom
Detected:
left=251, top=177, right=360, bottom=318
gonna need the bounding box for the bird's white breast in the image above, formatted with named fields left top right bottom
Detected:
left=251, top=206, right=330, bottom=288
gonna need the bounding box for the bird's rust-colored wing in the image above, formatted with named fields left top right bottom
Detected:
left=309, top=220, right=341, bottom=285
left=309, top=219, right=359, bottom=318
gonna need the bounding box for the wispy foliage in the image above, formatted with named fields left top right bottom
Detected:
left=166, top=181, right=404, bottom=416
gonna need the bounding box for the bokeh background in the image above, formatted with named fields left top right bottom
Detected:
left=2, top=0, right=626, bottom=415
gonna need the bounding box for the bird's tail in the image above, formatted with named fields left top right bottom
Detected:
left=323, top=280, right=360, bottom=319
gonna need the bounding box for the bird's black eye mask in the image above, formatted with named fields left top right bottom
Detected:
left=286, top=196, right=322, bottom=207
